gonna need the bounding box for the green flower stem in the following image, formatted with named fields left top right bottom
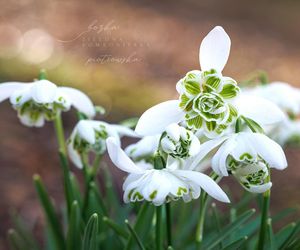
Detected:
left=166, top=202, right=172, bottom=247
left=53, top=112, right=73, bottom=216
left=81, top=153, right=103, bottom=219
left=156, top=205, right=162, bottom=250
left=195, top=190, right=208, bottom=249
left=257, top=174, right=271, bottom=250
left=54, top=112, right=67, bottom=155
left=196, top=172, right=220, bottom=249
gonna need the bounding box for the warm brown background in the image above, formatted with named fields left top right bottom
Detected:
left=0, top=0, right=300, bottom=248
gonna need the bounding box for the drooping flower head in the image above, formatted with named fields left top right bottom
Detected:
left=68, top=120, right=137, bottom=168
left=191, top=132, right=287, bottom=193
left=106, top=137, right=230, bottom=205
left=160, top=123, right=201, bottom=159
left=243, top=82, right=300, bottom=146
left=0, top=80, right=95, bottom=127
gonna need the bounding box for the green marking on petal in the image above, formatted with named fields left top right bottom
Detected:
left=184, top=80, right=200, bottom=95
left=206, top=120, right=217, bottom=131
left=186, top=115, right=203, bottom=129
left=133, top=192, right=143, bottom=200
left=177, top=187, right=188, bottom=196
left=149, top=190, right=157, bottom=200
left=239, top=153, right=253, bottom=161
left=205, top=76, right=221, bottom=91
left=128, top=189, right=134, bottom=199
left=219, top=83, right=240, bottom=99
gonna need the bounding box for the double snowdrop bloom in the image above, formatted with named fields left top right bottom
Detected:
left=245, top=82, right=300, bottom=118
left=192, top=132, right=287, bottom=193
left=106, top=137, right=230, bottom=206
left=135, top=26, right=284, bottom=138
left=68, top=120, right=137, bottom=168
left=160, top=123, right=201, bottom=159
left=0, top=80, right=95, bottom=127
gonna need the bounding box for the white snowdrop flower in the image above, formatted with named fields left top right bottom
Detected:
left=135, top=27, right=284, bottom=137
left=190, top=132, right=287, bottom=193
left=106, top=137, right=230, bottom=206
left=125, top=135, right=161, bottom=161
left=244, top=82, right=300, bottom=117
left=68, top=120, right=137, bottom=168
left=161, top=123, right=201, bottom=159
left=269, top=119, right=300, bottom=146
left=0, top=80, right=95, bottom=127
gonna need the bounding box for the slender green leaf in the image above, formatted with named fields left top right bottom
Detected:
left=125, top=203, right=154, bottom=249
left=203, top=209, right=255, bottom=249
left=7, top=229, right=24, bottom=250
left=103, top=216, right=129, bottom=239
left=125, top=220, right=146, bottom=250
left=67, top=201, right=82, bottom=250
left=69, top=173, right=83, bottom=209
left=11, top=214, right=40, bottom=250
left=275, top=222, right=297, bottom=248
left=223, top=236, right=248, bottom=250
left=267, top=218, right=277, bottom=250
left=82, top=214, right=99, bottom=250
left=33, top=175, right=65, bottom=250
left=279, top=222, right=300, bottom=249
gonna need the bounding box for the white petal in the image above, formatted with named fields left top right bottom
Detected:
left=67, top=139, right=83, bottom=168
left=106, top=137, right=146, bottom=174
left=135, top=100, right=185, bottom=136
left=161, top=137, right=176, bottom=152
left=18, top=112, right=45, bottom=127
left=189, top=136, right=201, bottom=156
left=0, top=82, right=27, bottom=103
left=31, top=80, right=58, bottom=103
left=109, top=124, right=139, bottom=138
left=125, top=135, right=160, bottom=159
left=212, top=138, right=237, bottom=176
left=230, top=133, right=257, bottom=161
left=77, top=120, right=95, bottom=144
left=235, top=94, right=285, bottom=126
left=188, top=136, right=228, bottom=170
left=246, top=182, right=272, bottom=193
left=59, top=87, right=95, bottom=118
left=166, top=123, right=181, bottom=141
left=175, top=170, right=230, bottom=203
left=249, top=133, right=287, bottom=170
left=199, top=26, right=231, bottom=72
left=10, top=87, right=32, bottom=106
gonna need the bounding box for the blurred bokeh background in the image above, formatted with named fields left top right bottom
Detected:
left=1, top=0, right=300, bottom=248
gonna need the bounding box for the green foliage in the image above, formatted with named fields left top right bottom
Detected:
left=6, top=111, right=300, bottom=250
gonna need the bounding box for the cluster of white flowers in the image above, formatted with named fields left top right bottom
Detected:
left=0, top=26, right=292, bottom=207
left=108, top=26, right=288, bottom=205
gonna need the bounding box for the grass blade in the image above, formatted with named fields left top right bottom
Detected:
left=33, top=175, right=65, bottom=250
left=82, top=213, right=99, bottom=250
left=67, top=201, right=82, bottom=250
left=203, top=209, right=255, bottom=250
left=125, top=220, right=146, bottom=250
